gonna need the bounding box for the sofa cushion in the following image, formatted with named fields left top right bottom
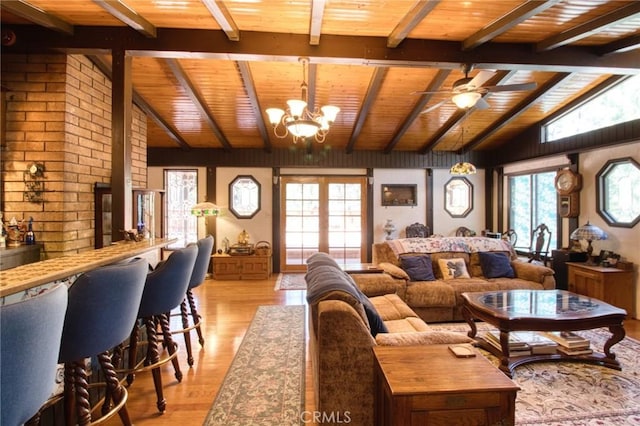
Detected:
left=384, top=317, right=431, bottom=333
left=400, top=254, right=436, bottom=281
left=478, top=251, right=515, bottom=278
left=491, top=278, right=545, bottom=291
left=437, top=258, right=470, bottom=280
left=375, top=331, right=473, bottom=346
left=404, top=281, right=456, bottom=308
left=370, top=294, right=418, bottom=321
left=377, top=262, right=410, bottom=280
left=431, top=253, right=470, bottom=279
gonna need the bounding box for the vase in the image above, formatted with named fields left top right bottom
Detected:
left=383, top=219, right=396, bottom=240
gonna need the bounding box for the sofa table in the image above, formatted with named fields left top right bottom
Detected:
left=373, top=344, right=519, bottom=426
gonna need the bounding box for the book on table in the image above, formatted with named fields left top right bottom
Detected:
left=540, top=331, right=590, bottom=349
left=484, top=330, right=558, bottom=355
left=484, top=331, right=531, bottom=356
left=557, top=346, right=593, bottom=356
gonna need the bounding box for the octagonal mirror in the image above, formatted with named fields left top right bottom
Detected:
left=444, top=177, right=473, bottom=218
left=229, top=175, right=261, bottom=219
left=596, top=157, right=640, bottom=228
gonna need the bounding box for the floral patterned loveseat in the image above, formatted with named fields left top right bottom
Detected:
left=351, top=237, right=556, bottom=323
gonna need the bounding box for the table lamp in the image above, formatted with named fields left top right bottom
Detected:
left=190, top=202, right=220, bottom=217
left=569, top=222, right=607, bottom=265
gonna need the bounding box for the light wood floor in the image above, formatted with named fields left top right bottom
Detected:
left=103, top=276, right=640, bottom=425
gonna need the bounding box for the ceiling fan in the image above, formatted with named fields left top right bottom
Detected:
left=414, top=64, right=537, bottom=114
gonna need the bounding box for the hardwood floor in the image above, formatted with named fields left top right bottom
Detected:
left=103, top=276, right=640, bottom=425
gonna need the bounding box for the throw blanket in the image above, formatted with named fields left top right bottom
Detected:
left=387, top=237, right=514, bottom=257
left=305, top=265, right=363, bottom=305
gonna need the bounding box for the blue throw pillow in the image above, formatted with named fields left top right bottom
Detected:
left=400, top=254, right=436, bottom=281
left=479, top=252, right=515, bottom=278
left=361, top=297, right=388, bottom=337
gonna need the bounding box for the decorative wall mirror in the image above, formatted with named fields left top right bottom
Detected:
left=229, top=175, right=261, bottom=219
left=444, top=177, right=473, bottom=218
left=596, top=157, right=640, bottom=228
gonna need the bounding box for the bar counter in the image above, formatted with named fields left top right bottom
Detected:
left=0, top=238, right=175, bottom=299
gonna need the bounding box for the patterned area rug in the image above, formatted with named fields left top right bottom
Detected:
left=203, top=305, right=306, bottom=426
left=274, top=273, right=307, bottom=291
left=430, top=323, right=640, bottom=425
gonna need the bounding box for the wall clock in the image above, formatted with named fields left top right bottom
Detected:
left=554, top=169, right=581, bottom=195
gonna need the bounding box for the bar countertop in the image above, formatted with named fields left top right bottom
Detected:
left=0, top=238, right=175, bottom=297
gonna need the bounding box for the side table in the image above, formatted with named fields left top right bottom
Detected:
left=373, top=344, right=519, bottom=426
left=567, top=262, right=635, bottom=317
left=211, top=254, right=272, bottom=280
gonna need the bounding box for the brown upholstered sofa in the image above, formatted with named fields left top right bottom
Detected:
left=305, top=252, right=473, bottom=426
left=353, top=237, right=556, bottom=323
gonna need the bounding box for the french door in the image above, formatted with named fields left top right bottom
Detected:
left=279, top=176, right=367, bottom=272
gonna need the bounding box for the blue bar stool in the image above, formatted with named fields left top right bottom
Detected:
left=172, top=235, right=213, bottom=366
left=56, top=258, right=148, bottom=425
left=117, top=244, right=197, bottom=413
left=1, top=284, right=68, bottom=426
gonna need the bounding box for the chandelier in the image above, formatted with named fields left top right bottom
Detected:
left=449, top=115, right=476, bottom=175
left=265, top=57, right=340, bottom=144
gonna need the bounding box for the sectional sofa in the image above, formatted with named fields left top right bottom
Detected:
left=305, top=252, right=473, bottom=425
left=354, top=236, right=556, bottom=323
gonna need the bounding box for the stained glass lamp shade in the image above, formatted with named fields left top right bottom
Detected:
left=570, top=222, right=607, bottom=263
left=190, top=202, right=220, bottom=217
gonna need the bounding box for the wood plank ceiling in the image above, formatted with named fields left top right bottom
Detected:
left=1, top=0, right=639, bottom=156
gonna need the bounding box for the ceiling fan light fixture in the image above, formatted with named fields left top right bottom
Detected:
left=452, top=91, right=481, bottom=109
left=265, top=57, right=340, bottom=144
left=449, top=161, right=477, bottom=175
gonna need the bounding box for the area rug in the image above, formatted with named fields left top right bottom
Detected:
left=430, top=322, right=640, bottom=425
left=274, top=273, right=307, bottom=291
left=203, top=305, right=306, bottom=426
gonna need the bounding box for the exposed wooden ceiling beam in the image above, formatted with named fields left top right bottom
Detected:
left=309, top=0, right=326, bottom=46
left=462, top=0, right=561, bottom=51
left=1, top=0, right=73, bottom=34
left=201, top=0, right=240, bottom=42
left=418, top=71, right=515, bottom=153
left=236, top=61, right=272, bottom=153
left=536, top=2, right=640, bottom=52
left=88, top=54, right=191, bottom=149
left=7, top=27, right=639, bottom=74
left=164, top=58, right=232, bottom=151
left=92, top=0, right=156, bottom=38
left=384, top=69, right=451, bottom=153
left=596, top=34, right=640, bottom=55
left=462, top=73, right=573, bottom=151
left=346, top=67, right=388, bottom=153
left=387, top=0, right=440, bottom=48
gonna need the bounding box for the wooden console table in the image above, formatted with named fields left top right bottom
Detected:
left=212, top=254, right=271, bottom=280
left=567, top=262, right=635, bottom=318
left=374, top=344, right=519, bottom=425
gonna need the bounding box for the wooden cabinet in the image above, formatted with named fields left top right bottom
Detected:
left=567, top=262, right=635, bottom=317
left=0, top=244, right=42, bottom=271
left=552, top=250, right=588, bottom=290
left=212, top=254, right=271, bottom=280
left=374, top=345, right=519, bottom=426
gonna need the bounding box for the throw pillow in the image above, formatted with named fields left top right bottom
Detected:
left=361, top=296, right=388, bottom=337
left=437, top=257, right=470, bottom=280
left=378, top=262, right=410, bottom=280
left=399, top=255, right=436, bottom=281
left=478, top=251, right=515, bottom=278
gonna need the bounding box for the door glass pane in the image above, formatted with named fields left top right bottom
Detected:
left=328, top=182, right=362, bottom=265
left=165, top=170, right=197, bottom=249
left=284, top=182, right=319, bottom=265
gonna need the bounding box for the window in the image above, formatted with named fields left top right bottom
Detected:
left=165, top=169, right=198, bottom=249
left=596, top=157, right=640, bottom=228
left=544, top=74, right=640, bottom=142
left=229, top=175, right=261, bottom=219
left=444, top=177, right=473, bottom=218
left=508, top=172, right=557, bottom=251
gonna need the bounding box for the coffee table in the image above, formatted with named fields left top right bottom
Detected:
left=461, top=289, right=626, bottom=377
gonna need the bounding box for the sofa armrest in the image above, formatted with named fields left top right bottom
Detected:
left=511, top=261, right=556, bottom=289
left=351, top=272, right=407, bottom=299
left=375, top=330, right=473, bottom=346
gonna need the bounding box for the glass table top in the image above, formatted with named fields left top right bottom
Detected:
left=469, top=290, right=603, bottom=318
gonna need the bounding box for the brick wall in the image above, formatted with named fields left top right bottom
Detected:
left=1, top=54, right=147, bottom=258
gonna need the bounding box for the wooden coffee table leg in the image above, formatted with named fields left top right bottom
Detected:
left=461, top=305, right=477, bottom=338
left=604, top=324, right=625, bottom=361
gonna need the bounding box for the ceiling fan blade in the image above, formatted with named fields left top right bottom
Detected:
left=411, top=90, right=451, bottom=95
left=483, top=82, right=537, bottom=93
left=475, top=97, right=490, bottom=110
left=468, top=70, right=495, bottom=89
left=420, top=99, right=449, bottom=114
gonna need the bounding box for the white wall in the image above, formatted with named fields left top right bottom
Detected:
left=579, top=142, right=639, bottom=318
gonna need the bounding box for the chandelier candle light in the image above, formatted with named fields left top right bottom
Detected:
left=570, top=221, right=608, bottom=265
left=265, top=57, right=340, bottom=144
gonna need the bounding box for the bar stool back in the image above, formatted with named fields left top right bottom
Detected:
left=1, top=284, right=68, bottom=426
left=57, top=258, right=148, bottom=425
left=121, top=244, right=197, bottom=413
left=173, top=235, right=213, bottom=366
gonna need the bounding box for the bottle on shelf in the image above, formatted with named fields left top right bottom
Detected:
left=25, top=217, right=36, bottom=245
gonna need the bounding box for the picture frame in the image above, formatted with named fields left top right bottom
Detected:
left=381, top=184, right=417, bottom=206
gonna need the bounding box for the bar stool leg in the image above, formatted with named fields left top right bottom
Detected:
left=71, top=361, right=91, bottom=426
left=187, top=290, right=205, bottom=346
left=144, top=316, right=167, bottom=413
left=179, top=300, right=195, bottom=366
left=99, top=351, right=132, bottom=425
left=126, top=323, right=140, bottom=386
left=159, top=313, right=183, bottom=382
